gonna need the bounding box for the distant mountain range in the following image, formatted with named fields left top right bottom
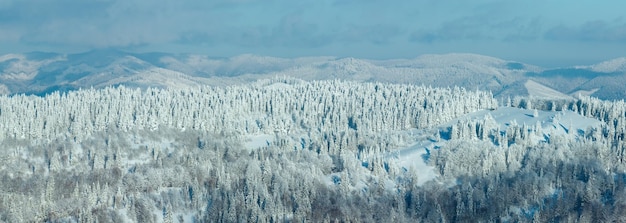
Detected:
left=1, top=49, right=625, bottom=100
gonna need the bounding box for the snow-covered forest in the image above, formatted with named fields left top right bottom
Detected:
left=1, top=77, right=625, bottom=222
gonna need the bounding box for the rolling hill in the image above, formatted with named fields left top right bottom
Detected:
left=1, top=50, right=625, bottom=100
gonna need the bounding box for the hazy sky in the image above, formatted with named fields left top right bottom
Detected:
left=1, top=0, right=625, bottom=66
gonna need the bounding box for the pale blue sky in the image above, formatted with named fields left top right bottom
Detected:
left=1, top=0, right=625, bottom=66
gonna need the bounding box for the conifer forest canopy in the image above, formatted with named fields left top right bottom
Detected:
left=1, top=78, right=626, bottom=222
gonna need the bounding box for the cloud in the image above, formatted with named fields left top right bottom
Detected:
left=408, top=14, right=544, bottom=44
left=545, top=20, right=626, bottom=42
left=0, top=0, right=411, bottom=50
left=0, top=0, right=170, bottom=46
left=501, top=18, right=544, bottom=42
left=337, top=24, right=401, bottom=45
left=175, top=15, right=331, bottom=48
left=187, top=23, right=401, bottom=48
left=0, top=0, right=536, bottom=49
left=1, top=0, right=625, bottom=67
left=1, top=0, right=267, bottom=47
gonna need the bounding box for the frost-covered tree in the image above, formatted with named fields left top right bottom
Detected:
left=1, top=78, right=626, bottom=222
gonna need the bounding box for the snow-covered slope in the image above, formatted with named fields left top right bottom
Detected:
left=451, top=107, right=601, bottom=135
left=0, top=53, right=66, bottom=80
left=0, top=50, right=212, bottom=95
left=385, top=106, right=602, bottom=187
left=524, top=80, right=574, bottom=100
left=588, top=57, right=626, bottom=73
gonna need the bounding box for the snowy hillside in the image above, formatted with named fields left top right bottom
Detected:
left=1, top=78, right=626, bottom=222
left=2, top=50, right=626, bottom=99
left=588, top=57, right=626, bottom=73
left=0, top=50, right=213, bottom=95
left=524, top=80, right=574, bottom=100
left=388, top=105, right=602, bottom=187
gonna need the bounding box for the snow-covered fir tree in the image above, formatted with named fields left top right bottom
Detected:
left=0, top=78, right=625, bottom=222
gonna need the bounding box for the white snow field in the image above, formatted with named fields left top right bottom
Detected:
left=524, top=80, right=574, bottom=100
